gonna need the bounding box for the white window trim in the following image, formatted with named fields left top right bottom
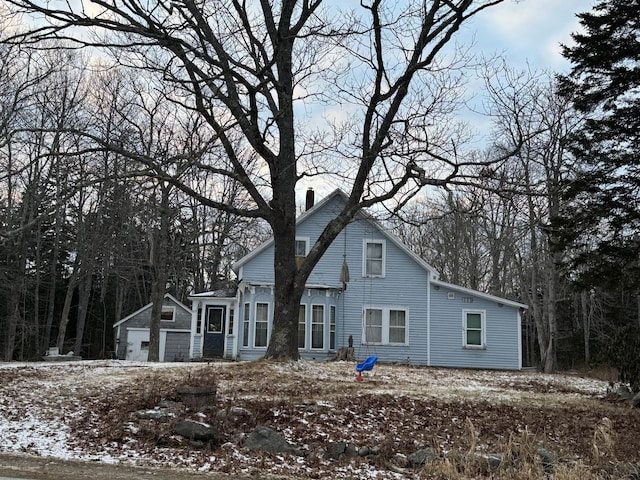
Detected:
left=362, top=305, right=409, bottom=346
left=310, top=303, right=325, bottom=350
left=362, top=239, right=386, bottom=278
left=242, top=303, right=251, bottom=347
left=254, top=302, right=270, bottom=349
left=298, top=304, right=307, bottom=350
left=462, top=309, right=486, bottom=349
left=295, top=236, right=310, bottom=257
left=329, top=305, right=337, bottom=351
left=161, top=306, right=176, bottom=322
left=227, top=308, right=235, bottom=336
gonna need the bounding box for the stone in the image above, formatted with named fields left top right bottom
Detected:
left=358, top=446, right=370, bottom=457
left=135, top=408, right=175, bottom=422
left=344, top=443, right=357, bottom=457
left=174, top=419, right=220, bottom=442
left=407, top=448, right=439, bottom=467
left=632, top=391, right=640, bottom=408
left=326, top=442, right=346, bottom=459
left=246, top=426, right=297, bottom=454
left=217, top=406, right=252, bottom=419
left=536, top=447, right=559, bottom=472
left=480, top=453, right=503, bottom=470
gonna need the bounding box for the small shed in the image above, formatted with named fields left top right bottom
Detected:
left=113, top=293, right=192, bottom=362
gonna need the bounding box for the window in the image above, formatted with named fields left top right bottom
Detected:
left=196, top=304, right=202, bottom=334
left=254, top=302, right=269, bottom=347
left=388, top=310, right=407, bottom=344
left=363, top=240, right=385, bottom=277
left=228, top=308, right=235, bottom=335
left=207, top=306, right=223, bottom=333
left=242, top=303, right=250, bottom=347
left=140, top=341, right=150, bottom=350
left=298, top=305, right=307, bottom=349
left=329, top=306, right=336, bottom=350
left=363, top=307, right=408, bottom=345
left=311, top=305, right=324, bottom=349
left=161, top=306, right=175, bottom=322
left=364, top=308, right=383, bottom=344
left=463, top=310, right=485, bottom=348
left=295, top=238, right=309, bottom=257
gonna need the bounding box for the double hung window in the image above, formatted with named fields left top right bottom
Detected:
left=363, top=240, right=385, bottom=277
left=363, top=307, right=408, bottom=345
left=463, top=310, right=486, bottom=348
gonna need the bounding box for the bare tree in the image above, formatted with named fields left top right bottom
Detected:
left=4, top=0, right=517, bottom=360
left=482, top=66, right=579, bottom=372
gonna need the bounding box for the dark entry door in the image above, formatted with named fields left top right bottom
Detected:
left=203, top=306, right=225, bottom=357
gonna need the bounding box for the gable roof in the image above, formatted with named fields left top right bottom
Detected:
left=232, top=188, right=440, bottom=279
left=113, top=293, right=191, bottom=328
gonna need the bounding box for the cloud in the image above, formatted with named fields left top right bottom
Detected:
left=471, top=0, right=597, bottom=71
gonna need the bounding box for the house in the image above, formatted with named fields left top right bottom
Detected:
left=188, top=189, right=527, bottom=370
left=113, top=293, right=192, bottom=361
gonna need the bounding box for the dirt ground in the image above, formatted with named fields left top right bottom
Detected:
left=0, top=453, right=239, bottom=480
left=0, top=360, right=637, bottom=479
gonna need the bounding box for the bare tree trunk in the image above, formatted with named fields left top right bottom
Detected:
left=544, top=259, right=558, bottom=373
left=581, top=290, right=591, bottom=365
left=57, top=263, right=79, bottom=351
left=73, top=274, right=93, bottom=356
left=148, top=184, right=171, bottom=362
left=265, top=179, right=301, bottom=360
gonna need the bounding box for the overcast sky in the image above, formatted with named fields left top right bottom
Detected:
left=467, top=0, right=598, bottom=72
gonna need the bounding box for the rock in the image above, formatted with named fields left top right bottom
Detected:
left=633, top=391, right=640, bottom=408
left=407, top=448, right=439, bottom=467
left=246, top=426, right=298, bottom=454
left=480, top=453, right=503, bottom=470
left=174, top=419, right=220, bottom=442
left=358, top=446, right=370, bottom=457
left=136, top=408, right=175, bottom=422
left=217, top=406, right=252, bottom=418
left=393, top=453, right=409, bottom=468
left=345, top=443, right=357, bottom=457
left=536, top=447, right=558, bottom=472
left=326, top=442, right=346, bottom=459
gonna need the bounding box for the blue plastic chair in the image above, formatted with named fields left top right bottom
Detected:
left=355, top=356, right=378, bottom=381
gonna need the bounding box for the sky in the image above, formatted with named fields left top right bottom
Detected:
left=467, top=0, right=598, bottom=73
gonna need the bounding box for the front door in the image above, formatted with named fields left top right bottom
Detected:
left=203, top=306, right=225, bottom=357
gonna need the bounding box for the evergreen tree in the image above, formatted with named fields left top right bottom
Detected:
left=557, top=0, right=640, bottom=287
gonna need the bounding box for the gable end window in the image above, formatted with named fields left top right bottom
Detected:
left=463, top=310, right=486, bottom=349
left=363, top=240, right=386, bottom=277
left=295, top=238, right=309, bottom=257
left=161, top=306, right=175, bottom=322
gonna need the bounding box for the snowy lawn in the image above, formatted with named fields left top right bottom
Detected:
left=0, top=360, right=635, bottom=479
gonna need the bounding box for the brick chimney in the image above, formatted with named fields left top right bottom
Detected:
left=305, top=187, right=315, bottom=211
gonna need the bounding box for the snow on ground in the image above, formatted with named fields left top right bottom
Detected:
left=0, top=360, right=624, bottom=479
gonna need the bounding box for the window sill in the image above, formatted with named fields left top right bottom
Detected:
left=463, top=345, right=486, bottom=350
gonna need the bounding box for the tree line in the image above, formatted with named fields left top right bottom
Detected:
left=1, top=0, right=638, bottom=381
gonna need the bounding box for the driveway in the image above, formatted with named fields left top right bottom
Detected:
left=0, top=454, right=248, bottom=480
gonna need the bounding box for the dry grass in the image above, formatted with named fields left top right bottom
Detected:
left=2, top=360, right=639, bottom=479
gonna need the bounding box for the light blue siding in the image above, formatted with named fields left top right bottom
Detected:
left=232, top=190, right=524, bottom=370
left=429, top=285, right=521, bottom=370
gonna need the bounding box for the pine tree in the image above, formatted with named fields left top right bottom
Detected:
left=557, top=0, right=640, bottom=287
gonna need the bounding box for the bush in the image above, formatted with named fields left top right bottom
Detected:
left=606, top=324, right=640, bottom=392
